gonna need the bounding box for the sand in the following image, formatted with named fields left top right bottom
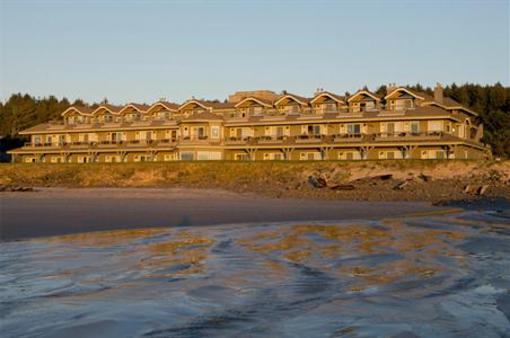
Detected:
left=0, top=188, right=451, bottom=241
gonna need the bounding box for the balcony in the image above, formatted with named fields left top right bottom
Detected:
left=294, top=134, right=325, bottom=143
left=333, top=134, right=367, bottom=143
left=156, top=138, right=178, bottom=146
left=256, top=135, right=290, bottom=144
left=373, top=132, right=444, bottom=142
left=224, top=137, right=252, bottom=145
left=97, top=140, right=124, bottom=148
left=180, top=135, right=221, bottom=145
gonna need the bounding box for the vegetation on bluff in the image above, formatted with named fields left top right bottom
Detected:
left=0, top=83, right=509, bottom=157
left=1, top=160, right=509, bottom=202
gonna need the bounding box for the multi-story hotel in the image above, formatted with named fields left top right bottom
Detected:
left=9, top=84, right=491, bottom=163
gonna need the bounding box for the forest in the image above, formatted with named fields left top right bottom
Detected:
left=0, top=83, right=509, bottom=159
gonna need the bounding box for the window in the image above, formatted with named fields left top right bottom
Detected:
left=276, top=127, right=284, bottom=138
left=300, top=152, right=321, bottom=160
left=410, top=122, right=420, bottom=134
left=307, top=125, right=321, bottom=135
left=211, top=126, right=220, bottom=139
left=347, top=124, right=361, bottom=135
left=110, top=132, right=120, bottom=142
left=428, top=121, right=443, bottom=132
left=338, top=151, right=361, bottom=160
left=196, top=127, right=205, bottom=139
left=181, top=152, right=194, bottom=161
left=263, top=152, right=284, bottom=160
left=234, top=153, right=249, bottom=161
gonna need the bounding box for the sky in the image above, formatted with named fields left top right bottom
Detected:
left=0, top=0, right=508, bottom=105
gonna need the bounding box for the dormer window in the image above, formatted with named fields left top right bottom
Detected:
left=248, top=106, right=262, bottom=116
left=395, top=99, right=414, bottom=111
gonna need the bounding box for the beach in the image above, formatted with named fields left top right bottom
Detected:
left=0, top=187, right=452, bottom=241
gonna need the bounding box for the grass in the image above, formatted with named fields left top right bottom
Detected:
left=0, top=159, right=505, bottom=190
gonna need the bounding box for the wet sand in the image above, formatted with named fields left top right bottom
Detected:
left=0, top=188, right=451, bottom=241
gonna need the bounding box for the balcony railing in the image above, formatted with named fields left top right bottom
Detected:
left=294, top=134, right=325, bottom=143
left=19, top=131, right=482, bottom=152
left=224, top=137, right=252, bottom=145
left=256, top=135, right=290, bottom=144
left=374, top=131, right=444, bottom=141
left=333, top=133, right=367, bottom=143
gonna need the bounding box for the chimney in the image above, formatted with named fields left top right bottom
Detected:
left=434, top=83, right=444, bottom=104
left=387, top=83, right=397, bottom=95
left=314, top=88, right=323, bottom=96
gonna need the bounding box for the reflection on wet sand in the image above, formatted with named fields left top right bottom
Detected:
left=238, top=220, right=468, bottom=292
left=1, top=210, right=509, bottom=337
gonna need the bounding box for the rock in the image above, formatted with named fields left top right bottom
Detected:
left=393, top=181, right=409, bottom=190
left=477, top=185, right=489, bottom=196
left=463, top=185, right=472, bottom=194
left=330, top=184, right=355, bottom=191
left=374, top=174, right=393, bottom=181
left=418, top=173, right=431, bottom=182
left=308, top=175, right=327, bottom=188
left=349, top=174, right=393, bottom=184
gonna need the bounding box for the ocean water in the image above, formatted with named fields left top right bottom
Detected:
left=1, top=210, right=510, bottom=337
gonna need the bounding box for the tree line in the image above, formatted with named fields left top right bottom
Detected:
left=0, top=83, right=509, bottom=158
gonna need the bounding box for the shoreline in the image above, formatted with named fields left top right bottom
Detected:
left=0, top=187, right=459, bottom=241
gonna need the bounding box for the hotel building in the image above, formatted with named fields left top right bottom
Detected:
left=8, top=84, right=491, bottom=163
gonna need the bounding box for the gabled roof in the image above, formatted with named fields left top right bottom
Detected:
left=273, top=93, right=310, bottom=106
left=411, top=105, right=450, bottom=115
left=181, top=111, right=223, bottom=122
left=423, top=100, right=478, bottom=117
left=310, top=91, right=346, bottom=105
left=117, top=103, right=150, bottom=115
left=179, top=99, right=211, bottom=111
left=91, top=104, right=123, bottom=115
left=145, top=101, right=179, bottom=115
left=61, top=106, right=94, bottom=117
left=384, top=87, right=427, bottom=100
left=18, top=123, right=53, bottom=134
left=148, top=101, right=179, bottom=112
left=347, top=90, right=381, bottom=102
left=179, top=99, right=235, bottom=111
left=234, top=96, right=273, bottom=108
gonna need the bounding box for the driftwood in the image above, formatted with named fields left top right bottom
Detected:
left=393, top=181, right=409, bottom=190
left=477, top=185, right=489, bottom=196
left=0, top=185, right=34, bottom=192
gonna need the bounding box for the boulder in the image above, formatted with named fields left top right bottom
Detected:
left=308, top=175, right=327, bottom=188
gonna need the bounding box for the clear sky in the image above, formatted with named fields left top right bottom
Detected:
left=0, top=0, right=508, bottom=104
